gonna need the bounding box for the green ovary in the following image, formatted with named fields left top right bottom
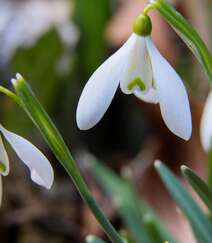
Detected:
left=128, top=77, right=146, bottom=91
left=0, top=162, right=6, bottom=173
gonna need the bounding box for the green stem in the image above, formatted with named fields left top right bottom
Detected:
left=0, top=86, right=21, bottom=105
left=12, top=76, right=123, bottom=243
left=143, top=2, right=157, bottom=15
left=154, top=0, right=212, bottom=82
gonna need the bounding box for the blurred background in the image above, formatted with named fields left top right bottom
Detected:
left=0, top=0, right=211, bottom=242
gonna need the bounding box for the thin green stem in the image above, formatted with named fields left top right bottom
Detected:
left=143, top=2, right=157, bottom=15
left=0, top=86, right=21, bottom=105
left=12, top=77, right=123, bottom=243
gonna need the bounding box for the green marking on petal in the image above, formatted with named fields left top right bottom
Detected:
left=0, top=162, right=6, bottom=173
left=128, top=77, right=146, bottom=91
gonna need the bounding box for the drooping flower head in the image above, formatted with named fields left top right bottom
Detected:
left=0, top=124, right=54, bottom=205
left=76, top=12, right=192, bottom=140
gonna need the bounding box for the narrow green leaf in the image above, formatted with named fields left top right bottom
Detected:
left=86, top=235, right=107, bottom=243
left=181, top=165, right=212, bottom=212
left=12, top=75, right=124, bottom=243
left=92, top=160, right=151, bottom=243
left=91, top=160, right=177, bottom=243
left=155, top=161, right=212, bottom=243
left=154, top=0, right=212, bottom=82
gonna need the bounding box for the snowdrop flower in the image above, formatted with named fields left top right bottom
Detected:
left=0, top=124, right=54, bottom=205
left=200, top=91, right=212, bottom=151
left=76, top=14, right=192, bottom=140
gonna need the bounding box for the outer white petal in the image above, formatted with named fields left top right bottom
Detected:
left=0, top=176, right=2, bottom=207
left=145, top=37, right=192, bottom=140
left=134, top=88, right=158, bottom=104
left=200, top=92, right=212, bottom=151
left=0, top=125, right=54, bottom=189
left=0, top=135, right=9, bottom=176
left=120, top=34, right=153, bottom=95
left=76, top=34, right=136, bottom=130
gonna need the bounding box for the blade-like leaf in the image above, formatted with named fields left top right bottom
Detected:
left=92, top=160, right=151, bottom=243
left=154, top=0, right=212, bottom=82
left=155, top=161, right=212, bottom=243
left=12, top=75, right=123, bottom=243
left=181, top=165, right=212, bottom=212
left=91, top=160, right=177, bottom=243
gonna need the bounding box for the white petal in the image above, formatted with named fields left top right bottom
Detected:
left=0, top=176, right=2, bottom=207
left=145, top=37, right=192, bottom=140
left=134, top=88, right=158, bottom=104
left=120, top=35, right=153, bottom=95
left=0, top=135, right=9, bottom=176
left=76, top=34, right=136, bottom=130
left=200, top=92, right=212, bottom=151
left=0, top=125, right=54, bottom=189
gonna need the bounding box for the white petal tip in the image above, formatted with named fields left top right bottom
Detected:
left=76, top=104, right=100, bottom=130
left=170, top=125, right=192, bottom=141
left=31, top=169, right=54, bottom=190
left=76, top=118, right=91, bottom=130
left=180, top=129, right=192, bottom=141
left=45, top=184, right=53, bottom=190
left=76, top=115, right=94, bottom=131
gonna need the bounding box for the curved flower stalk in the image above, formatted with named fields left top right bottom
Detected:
left=0, top=124, right=54, bottom=205
left=76, top=14, right=192, bottom=141
left=200, top=92, right=212, bottom=152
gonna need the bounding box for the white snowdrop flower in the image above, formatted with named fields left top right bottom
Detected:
left=0, top=123, right=54, bottom=205
left=76, top=14, right=192, bottom=140
left=200, top=91, right=212, bottom=151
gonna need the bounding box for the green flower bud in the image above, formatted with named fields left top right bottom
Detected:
left=133, top=14, right=152, bottom=36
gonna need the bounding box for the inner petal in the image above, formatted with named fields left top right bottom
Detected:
left=0, top=135, right=9, bottom=176
left=120, top=35, right=153, bottom=95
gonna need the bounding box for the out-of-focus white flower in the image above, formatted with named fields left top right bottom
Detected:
left=76, top=31, right=192, bottom=140
left=200, top=91, right=212, bottom=151
left=0, top=0, right=78, bottom=64
left=0, top=124, right=54, bottom=205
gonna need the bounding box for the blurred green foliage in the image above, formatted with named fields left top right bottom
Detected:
left=91, top=160, right=176, bottom=243
left=74, top=0, right=110, bottom=80
left=10, top=29, right=63, bottom=110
